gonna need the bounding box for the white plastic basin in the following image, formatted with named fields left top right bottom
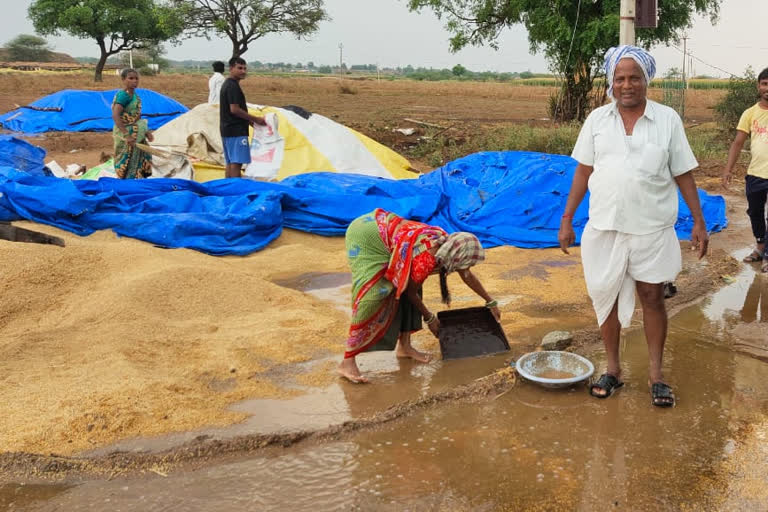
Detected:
left=515, top=351, right=595, bottom=389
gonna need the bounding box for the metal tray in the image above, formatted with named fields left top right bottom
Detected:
left=437, top=306, right=510, bottom=360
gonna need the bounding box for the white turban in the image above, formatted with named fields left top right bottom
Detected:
left=604, top=45, right=656, bottom=99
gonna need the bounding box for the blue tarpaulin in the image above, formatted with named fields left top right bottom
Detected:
left=0, top=135, right=47, bottom=176
left=0, top=89, right=188, bottom=133
left=0, top=151, right=727, bottom=256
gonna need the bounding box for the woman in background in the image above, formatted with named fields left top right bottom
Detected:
left=111, top=68, right=153, bottom=179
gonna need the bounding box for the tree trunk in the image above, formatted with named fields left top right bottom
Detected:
left=550, top=67, right=595, bottom=122
left=230, top=40, right=247, bottom=61
left=95, top=39, right=108, bottom=83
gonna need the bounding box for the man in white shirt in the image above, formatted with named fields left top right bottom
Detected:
left=208, top=61, right=225, bottom=104
left=558, top=45, right=709, bottom=407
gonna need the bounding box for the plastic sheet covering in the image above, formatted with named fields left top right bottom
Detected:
left=0, top=89, right=188, bottom=133
left=0, top=151, right=727, bottom=256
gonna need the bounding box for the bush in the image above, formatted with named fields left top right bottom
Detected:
left=714, top=68, right=758, bottom=132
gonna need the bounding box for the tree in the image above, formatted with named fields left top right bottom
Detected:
left=408, top=0, right=723, bottom=121
left=452, top=63, right=467, bottom=76
left=172, top=0, right=328, bottom=60
left=28, top=0, right=185, bottom=82
left=6, top=34, right=52, bottom=62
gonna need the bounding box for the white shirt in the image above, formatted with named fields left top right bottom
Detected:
left=571, top=100, right=698, bottom=235
left=208, top=72, right=225, bottom=104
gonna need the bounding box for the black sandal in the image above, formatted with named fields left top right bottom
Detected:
left=589, top=373, right=624, bottom=399
left=651, top=382, right=675, bottom=407
left=743, top=250, right=763, bottom=263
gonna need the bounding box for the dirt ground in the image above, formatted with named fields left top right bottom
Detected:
left=0, top=71, right=746, bottom=465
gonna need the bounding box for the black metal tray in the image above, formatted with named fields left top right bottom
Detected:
left=437, top=306, right=510, bottom=360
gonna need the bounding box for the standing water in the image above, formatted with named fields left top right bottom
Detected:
left=3, top=270, right=768, bottom=511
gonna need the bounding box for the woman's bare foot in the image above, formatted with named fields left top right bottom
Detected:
left=337, top=357, right=369, bottom=383
left=395, top=343, right=432, bottom=363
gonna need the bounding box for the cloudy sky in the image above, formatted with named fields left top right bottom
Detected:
left=4, top=0, right=767, bottom=77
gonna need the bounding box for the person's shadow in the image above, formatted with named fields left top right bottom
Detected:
left=740, top=273, right=768, bottom=324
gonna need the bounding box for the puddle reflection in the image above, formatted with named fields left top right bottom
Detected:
left=740, top=273, right=768, bottom=323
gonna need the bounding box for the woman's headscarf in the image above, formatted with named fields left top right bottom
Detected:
left=604, top=45, right=656, bottom=99
left=436, top=232, right=485, bottom=273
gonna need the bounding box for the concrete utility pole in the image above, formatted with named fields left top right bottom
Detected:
left=338, top=43, right=343, bottom=75
left=681, top=35, right=688, bottom=120
left=681, top=35, right=688, bottom=88
left=620, top=0, right=636, bottom=45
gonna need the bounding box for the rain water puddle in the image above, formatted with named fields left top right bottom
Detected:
left=272, top=271, right=351, bottom=312
left=8, top=269, right=768, bottom=511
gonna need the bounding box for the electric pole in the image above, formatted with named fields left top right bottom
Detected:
left=338, top=43, right=343, bottom=76
left=681, top=35, right=688, bottom=120
left=619, top=0, right=636, bottom=45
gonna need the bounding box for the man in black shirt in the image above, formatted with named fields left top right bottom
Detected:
left=219, top=57, right=266, bottom=178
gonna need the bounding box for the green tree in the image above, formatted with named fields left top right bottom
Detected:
left=6, top=34, right=51, bottom=62
left=408, top=0, right=722, bottom=121
left=452, top=63, right=467, bottom=76
left=172, top=0, right=328, bottom=60
left=28, top=0, right=184, bottom=82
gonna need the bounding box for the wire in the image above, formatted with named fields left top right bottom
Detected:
left=564, top=0, right=583, bottom=72
left=553, top=0, right=583, bottom=121
left=670, top=44, right=738, bottom=78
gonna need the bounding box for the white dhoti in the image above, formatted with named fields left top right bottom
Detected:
left=581, top=224, right=682, bottom=327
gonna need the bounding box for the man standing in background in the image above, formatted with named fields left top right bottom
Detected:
left=219, top=57, right=266, bottom=178
left=208, top=61, right=225, bottom=104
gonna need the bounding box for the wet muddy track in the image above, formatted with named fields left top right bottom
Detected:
left=2, top=193, right=765, bottom=510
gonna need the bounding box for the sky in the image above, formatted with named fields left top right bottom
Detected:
left=4, top=0, right=767, bottom=77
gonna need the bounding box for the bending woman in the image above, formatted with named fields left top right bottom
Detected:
left=338, top=208, right=501, bottom=383
left=111, top=68, right=153, bottom=179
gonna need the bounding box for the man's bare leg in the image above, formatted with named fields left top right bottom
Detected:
left=338, top=356, right=369, bottom=383
left=636, top=281, right=674, bottom=405
left=592, top=300, right=622, bottom=397
left=395, top=331, right=431, bottom=363
left=635, top=281, right=667, bottom=383
left=225, top=163, right=242, bottom=178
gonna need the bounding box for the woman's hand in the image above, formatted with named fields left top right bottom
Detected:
left=125, top=133, right=136, bottom=146
left=146, top=131, right=154, bottom=143
left=489, top=306, right=501, bottom=322
left=427, top=317, right=440, bottom=338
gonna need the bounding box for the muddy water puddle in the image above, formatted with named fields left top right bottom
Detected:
left=272, top=271, right=352, bottom=311
left=10, top=267, right=768, bottom=510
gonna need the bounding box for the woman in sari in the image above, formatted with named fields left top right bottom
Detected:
left=111, top=68, right=154, bottom=179
left=338, top=208, right=501, bottom=383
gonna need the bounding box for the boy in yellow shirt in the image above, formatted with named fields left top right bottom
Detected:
left=723, top=67, right=768, bottom=272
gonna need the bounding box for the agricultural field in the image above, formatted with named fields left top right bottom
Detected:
left=0, top=71, right=738, bottom=179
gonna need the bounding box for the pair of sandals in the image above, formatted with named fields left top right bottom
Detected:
left=744, top=250, right=768, bottom=273
left=589, top=373, right=675, bottom=407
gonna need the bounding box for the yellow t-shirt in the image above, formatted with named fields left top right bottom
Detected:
left=737, top=103, right=768, bottom=179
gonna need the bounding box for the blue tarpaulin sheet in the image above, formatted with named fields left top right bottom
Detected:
left=0, top=151, right=727, bottom=256
left=0, top=135, right=47, bottom=176
left=0, top=89, right=188, bottom=133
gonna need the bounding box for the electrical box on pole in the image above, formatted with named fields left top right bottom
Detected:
left=635, top=0, right=658, bottom=28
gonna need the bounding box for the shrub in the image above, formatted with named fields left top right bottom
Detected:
left=714, top=68, right=758, bottom=132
